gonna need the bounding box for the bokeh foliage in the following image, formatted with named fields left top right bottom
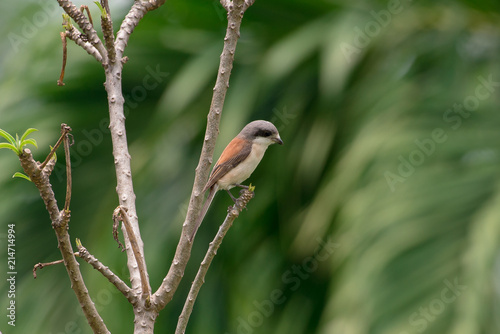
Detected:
left=1, top=0, right=499, bottom=333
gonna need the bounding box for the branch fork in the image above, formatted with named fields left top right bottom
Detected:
left=20, top=124, right=110, bottom=333
left=150, top=1, right=256, bottom=315
left=175, top=188, right=255, bottom=333
left=36, top=0, right=257, bottom=332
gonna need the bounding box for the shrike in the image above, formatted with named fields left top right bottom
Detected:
left=190, top=120, right=283, bottom=241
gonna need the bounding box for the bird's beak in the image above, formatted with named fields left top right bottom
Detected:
left=273, top=136, right=283, bottom=145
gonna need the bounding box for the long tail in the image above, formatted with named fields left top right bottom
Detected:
left=189, top=184, right=218, bottom=242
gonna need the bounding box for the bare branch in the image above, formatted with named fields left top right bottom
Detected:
left=115, top=0, right=165, bottom=61
left=100, top=0, right=111, bottom=16
left=220, top=0, right=230, bottom=10
left=105, top=55, right=146, bottom=301
left=152, top=0, right=255, bottom=310
left=100, top=1, right=116, bottom=64
left=44, top=154, right=57, bottom=175
left=62, top=124, right=73, bottom=212
left=175, top=189, right=254, bottom=333
left=244, top=0, right=256, bottom=9
left=39, top=125, right=70, bottom=170
left=33, top=252, right=79, bottom=278
left=76, top=239, right=137, bottom=304
left=57, top=32, right=67, bottom=86
left=56, top=0, right=107, bottom=61
left=64, top=27, right=104, bottom=63
left=79, top=5, right=93, bottom=26
left=115, top=206, right=151, bottom=301
left=19, top=134, right=110, bottom=333
left=112, top=209, right=125, bottom=251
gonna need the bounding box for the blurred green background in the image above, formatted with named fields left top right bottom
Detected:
left=1, top=0, right=500, bottom=333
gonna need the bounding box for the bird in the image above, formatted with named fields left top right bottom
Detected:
left=190, top=120, right=283, bottom=241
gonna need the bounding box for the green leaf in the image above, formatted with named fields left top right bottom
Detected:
left=20, top=128, right=38, bottom=143
left=0, top=143, right=20, bottom=155
left=62, top=14, right=72, bottom=30
left=21, top=138, right=38, bottom=149
left=0, top=129, right=15, bottom=145
left=12, top=172, right=31, bottom=182
left=94, top=1, right=106, bottom=18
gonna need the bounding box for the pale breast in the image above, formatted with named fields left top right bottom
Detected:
left=217, top=142, right=268, bottom=189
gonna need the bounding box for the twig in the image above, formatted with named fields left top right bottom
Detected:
left=56, top=0, right=107, bottom=61
left=152, top=0, right=256, bottom=311
left=80, top=5, right=93, bottom=26
left=44, top=154, right=57, bottom=176
left=100, top=0, right=116, bottom=64
left=64, top=26, right=103, bottom=63
left=62, top=124, right=73, bottom=212
left=175, top=189, right=254, bottom=334
left=39, top=124, right=71, bottom=170
left=33, top=252, right=79, bottom=278
left=112, top=209, right=125, bottom=251
left=57, top=32, right=67, bottom=86
left=19, top=139, right=110, bottom=333
left=76, top=239, right=136, bottom=304
left=100, top=0, right=111, bottom=16
left=115, top=206, right=151, bottom=301
left=114, top=0, right=165, bottom=61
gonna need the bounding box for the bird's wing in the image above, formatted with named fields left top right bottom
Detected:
left=203, top=137, right=252, bottom=192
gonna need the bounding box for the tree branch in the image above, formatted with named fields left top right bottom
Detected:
left=63, top=124, right=73, bottom=212
left=102, top=1, right=168, bottom=308
left=39, top=124, right=70, bottom=170
left=220, top=0, right=230, bottom=10
left=100, top=0, right=116, bottom=64
left=57, top=32, right=68, bottom=86
left=64, top=27, right=104, bottom=63
left=151, top=0, right=255, bottom=311
left=115, top=0, right=165, bottom=61
left=19, top=125, right=110, bottom=334
left=114, top=206, right=151, bottom=300
left=56, top=0, right=107, bottom=61
left=76, top=239, right=137, bottom=305
left=105, top=68, right=147, bottom=303
left=175, top=189, right=254, bottom=334
left=33, top=252, right=79, bottom=279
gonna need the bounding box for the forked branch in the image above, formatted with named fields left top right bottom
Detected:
left=113, top=206, right=151, bottom=300
left=176, top=189, right=255, bottom=333
left=19, top=124, right=110, bottom=333
left=56, top=0, right=107, bottom=60
left=151, top=0, right=256, bottom=310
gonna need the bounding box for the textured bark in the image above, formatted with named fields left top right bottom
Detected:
left=151, top=0, right=255, bottom=312
left=20, top=145, right=110, bottom=333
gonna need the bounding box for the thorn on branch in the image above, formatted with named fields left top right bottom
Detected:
left=220, top=0, right=230, bottom=10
